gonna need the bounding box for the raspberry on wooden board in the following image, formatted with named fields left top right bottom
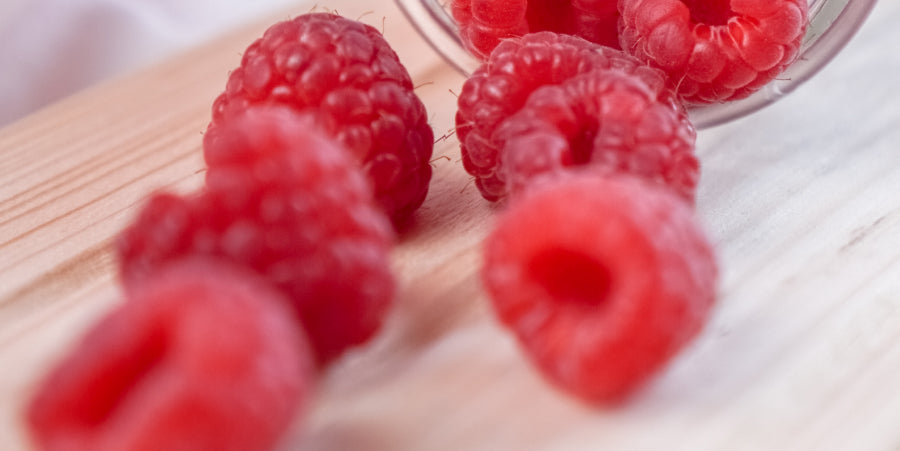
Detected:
left=482, top=173, right=718, bottom=402
left=121, top=107, right=396, bottom=366
left=619, top=0, right=809, bottom=104
left=26, top=259, right=313, bottom=451
left=209, top=12, right=434, bottom=227
left=456, top=32, right=697, bottom=203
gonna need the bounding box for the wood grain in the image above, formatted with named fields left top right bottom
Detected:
left=2, top=0, right=900, bottom=450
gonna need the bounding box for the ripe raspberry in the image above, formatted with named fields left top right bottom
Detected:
left=456, top=32, right=697, bottom=202
left=450, top=0, right=620, bottom=60
left=482, top=173, right=718, bottom=402
left=27, top=259, right=313, bottom=451
left=120, top=108, right=396, bottom=365
left=209, top=12, right=434, bottom=227
left=619, top=0, right=809, bottom=104
left=570, top=0, right=621, bottom=51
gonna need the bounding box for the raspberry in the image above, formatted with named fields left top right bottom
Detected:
left=570, top=0, right=621, bottom=51
left=120, top=107, right=396, bottom=365
left=456, top=32, right=697, bottom=202
left=482, top=173, right=718, bottom=402
left=209, top=13, right=434, bottom=227
left=26, top=259, right=313, bottom=451
left=450, top=0, right=620, bottom=60
left=619, top=0, right=809, bottom=104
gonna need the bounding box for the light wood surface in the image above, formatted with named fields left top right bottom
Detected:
left=2, top=1, right=900, bottom=449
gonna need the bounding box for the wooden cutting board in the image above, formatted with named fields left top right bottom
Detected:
left=2, top=1, right=900, bottom=449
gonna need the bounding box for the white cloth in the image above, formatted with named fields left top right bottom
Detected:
left=0, top=0, right=297, bottom=126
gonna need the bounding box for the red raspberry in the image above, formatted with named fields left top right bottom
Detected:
left=26, top=259, right=314, bottom=451
left=619, top=0, right=809, bottom=104
left=209, top=13, right=434, bottom=227
left=120, top=107, right=396, bottom=365
left=456, top=32, right=697, bottom=202
left=482, top=173, right=718, bottom=402
left=450, top=0, right=620, bottom=60
left=570, top=0, right=621, bottom=51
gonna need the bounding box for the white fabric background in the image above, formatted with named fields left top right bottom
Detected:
left=0, top=0, right=298, bottom=127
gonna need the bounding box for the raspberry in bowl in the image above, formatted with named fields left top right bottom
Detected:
left=394, top=0, right=877, bottom=128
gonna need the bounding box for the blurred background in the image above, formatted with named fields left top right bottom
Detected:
left=0, top=0, right=299, bottom=127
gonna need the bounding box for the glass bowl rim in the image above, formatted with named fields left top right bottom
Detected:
left=394, top=0, right=879, bottom=129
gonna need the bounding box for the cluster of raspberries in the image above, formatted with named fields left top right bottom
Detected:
left=451, top=0, right=811, bottom=401
left=452, top=0, right=809, bottom=104
left=26, top=14, right=432, bottom=451
left=459, top=31, right=719, bottom=402
left=25, top=1, right=810, bottom=449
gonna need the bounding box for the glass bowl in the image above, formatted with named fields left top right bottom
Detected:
left=394, top=0, right=877, bottom=129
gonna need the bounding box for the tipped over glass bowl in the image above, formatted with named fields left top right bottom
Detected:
left=395, top=0, right=877, bottom=129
